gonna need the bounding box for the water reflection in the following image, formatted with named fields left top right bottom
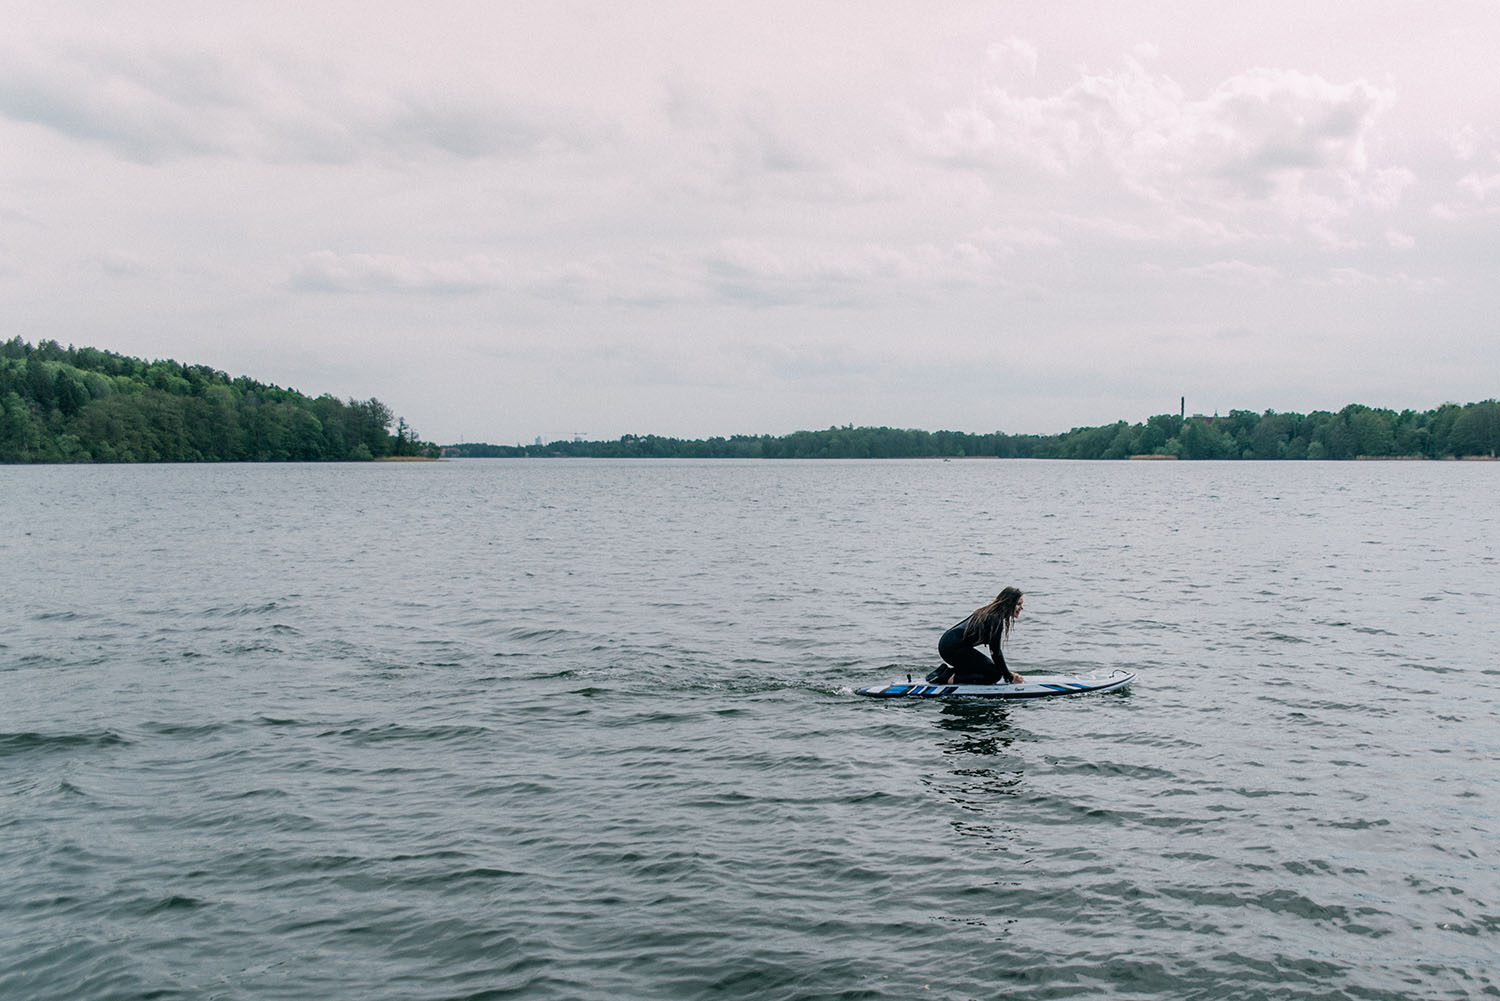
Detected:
left=933, top=700, right=1015, bottom=756
left=927, top=700, right=1026, bottom=846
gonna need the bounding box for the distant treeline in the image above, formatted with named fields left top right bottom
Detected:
left=1, top=338, right=437, bottom=462
left=451, top=401, right=1500, bottom=461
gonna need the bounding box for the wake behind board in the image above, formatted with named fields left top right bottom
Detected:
left=857, top=670, right=1135, bottom=700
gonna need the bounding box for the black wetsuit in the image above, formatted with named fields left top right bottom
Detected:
left=934, top=617, right=1010, bottom=685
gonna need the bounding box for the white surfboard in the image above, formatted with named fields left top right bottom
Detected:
left=857, top=670, right=1135, bottom=700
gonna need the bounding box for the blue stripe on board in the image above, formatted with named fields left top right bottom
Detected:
left=860, top=673, right=1133, bottom=699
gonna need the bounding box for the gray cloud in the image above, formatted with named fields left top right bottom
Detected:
left=0, top=41, right=590, bottom=164
left=5, top=2, right=1500, bottom=444
left=377, top=97, right=562, bottom=159
left=1200, top=70, right=1392, bottom=200
left=283, top=235, right=1008, bottom=313
left=287, top=251, right=511, bottom=295
left=0, top=47, right=225, bottom=161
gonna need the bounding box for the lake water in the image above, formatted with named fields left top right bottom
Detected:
left=2, top=459, right=1497, bottom=1000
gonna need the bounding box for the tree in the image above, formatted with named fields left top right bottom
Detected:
left=1312, top=411, right=1356, bottom=459
left=1178, top=418, right=1234, bottom=459
left=348, top=398, right=395, bottom=457
left=1451, top=400, right=1500, bottom=457
left=1249, top=411, right=1294, bottom=459
left=1, top=391, right=35, bottom=461
left=24, top=359, right=55, bottom=411
left=287, top=408, right=326, bottom=460
left=1343, top=405, right=1396, bottom=457
left=1427, top=403, right=1464, bottom=457
left=54, top=370, right=89, bottom=417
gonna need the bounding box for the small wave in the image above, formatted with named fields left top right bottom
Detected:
left=1160, top=883, right=1371, bottom=927
left=1043, top=759, right=1177, bottom=781
left=1405, top=662, right=1463, bottom=674
left=1321, top=816, right=1392, bottom=830
left=225, top=641, right=284, bottom=655
left=0, top=729, right=129, bottom=757
left=316, top=722, right=494, bottom=745
left=139, top=894, right=208, bottom=915
left=141, top=720, right=230, bottom=739
left=499, top=626, right=575, bottom=643
left=1257, top=695, right=1396, bottom=718
left=203, top=601, right=288, bottom=617
left=215, top=786, right=292, bottom=803
left=419, top=865, right=527, bottom=889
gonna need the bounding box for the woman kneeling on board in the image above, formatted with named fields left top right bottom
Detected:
left=929, top=587, right=1026, bottom=685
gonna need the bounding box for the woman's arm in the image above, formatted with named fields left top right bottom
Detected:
left=991, top=641, right=1009, bottom=678
left=991, top=641, right=1023, bottom=684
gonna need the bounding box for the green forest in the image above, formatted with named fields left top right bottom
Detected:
left=451, top=399, right=1500, bottom=461
left=4, top=337, right=1497, bottom=463
left=1, top=338, right=436, bottom=462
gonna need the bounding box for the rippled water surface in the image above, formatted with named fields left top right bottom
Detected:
left=3, top=459, right=1497, bottom=1000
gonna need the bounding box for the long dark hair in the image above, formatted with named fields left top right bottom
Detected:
left=963, top=587, right=1023, bottom=646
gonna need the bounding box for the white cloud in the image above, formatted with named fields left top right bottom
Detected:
left=1172, top=260, right=1283, bottom=284
left=1321, top=266, right=1380, bottom=288
left=1448, top=123, right=1481, bottom=161
left=702, top=239, right=994, bottom=300
left=1458, top=169, right=1500, bottom=200
left=973, top=225, right=1064, bottom=249
left=984, top=38, right=1039, bottom=80
left=913, top=53, right=1405, bottom=241
left=1304, top=267, right=1442, bottom=292
left=1213, top=325, right=1255, bottom=341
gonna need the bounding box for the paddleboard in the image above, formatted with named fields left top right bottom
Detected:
left=857, top=670, right=1135, bottom=700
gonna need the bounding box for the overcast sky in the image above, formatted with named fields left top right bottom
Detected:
left=4, top=1, right=1498, bottom=443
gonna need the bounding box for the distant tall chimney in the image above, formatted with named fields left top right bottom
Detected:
left=1180, top=396, right=1185, bottom=419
